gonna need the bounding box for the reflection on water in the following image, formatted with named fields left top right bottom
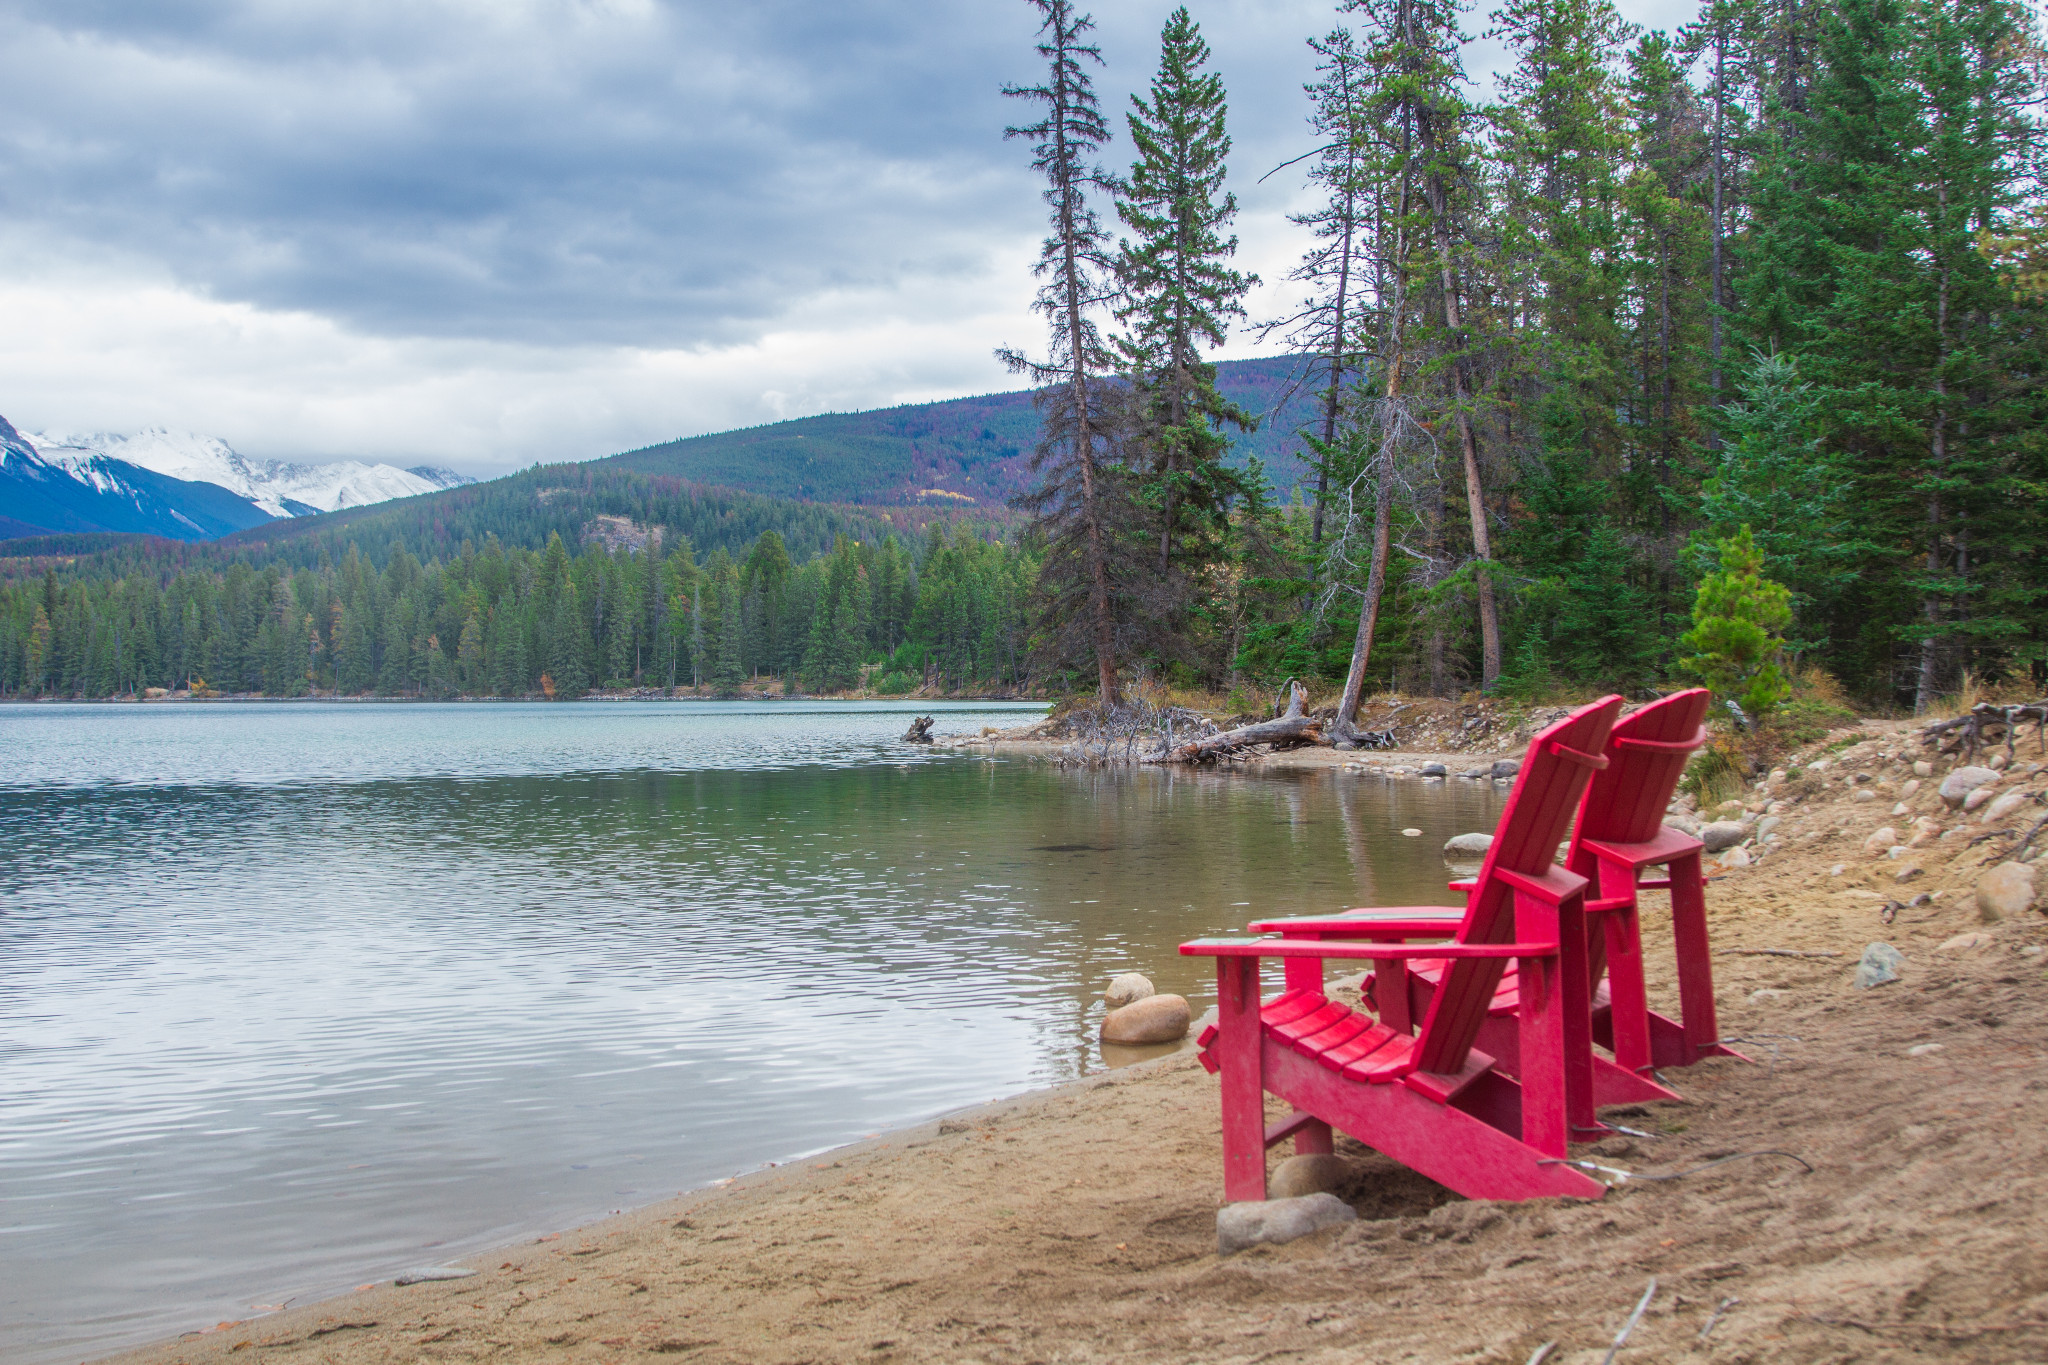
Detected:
left=0, top=702, right=1503, bottom=1363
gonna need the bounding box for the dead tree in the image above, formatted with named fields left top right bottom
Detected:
left=903, top=716, right=936, bottom=744
left=1146, top=679, right=1323, bottom=764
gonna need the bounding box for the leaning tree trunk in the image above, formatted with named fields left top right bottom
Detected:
left=1147, top=680, right=1322, bottom=763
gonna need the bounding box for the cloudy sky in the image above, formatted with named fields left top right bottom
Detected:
left=0, top=0, right=1699, bottom=475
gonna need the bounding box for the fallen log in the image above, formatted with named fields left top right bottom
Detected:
left=1146, top=680, right=1322, bottom=764
left=902, top=715, right=935, bottom=744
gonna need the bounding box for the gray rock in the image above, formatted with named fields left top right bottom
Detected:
left=1419, top=762, right=1448, bottom=778
left=1853, top=941, right=1904, bottom=989
left=1490, top=758, right=1521, bottom=779
left=1982, top=790, right=2033, bottom=824
left=1104, top=972, right=1155, bottom=1009
left=1269, top=1153, right=1355, bottom=1199
left=1216, top=1193, right=1357, bottom=1255
left=1458, top=767, right=1489, bottom=779
left=1700, top=821, right=1748, bottom=853
left=1939, top=765, right=1999, bottom=808
left=1100, top=993, right=1191, bottom=1045
left=1443, top=832, right=1495, bottom=858
left=1976, top=861, right=2038, bottom=921
left=1757, top=815, right=1782, bottom=840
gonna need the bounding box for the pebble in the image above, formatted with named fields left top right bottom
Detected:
left=1906, top=1043, right=1945, bottom=1057
left=1719, top=846, right=1752, bottom=869
left=1757, top=815, right=1782, bottom=840
left=1216, top=1193, right=1357, bottom=1256
left=1963, top=786, right=1998, bottom=813
left=1701, top=821, right=1748, bottom=853
left=1749, top=988, right=1785, bottom=1003
left=1853, top=789, right=1877, bottom=803
left=1853, top=941, right=1905, bottom=989
left=1975, top=861, right=2038, bottom=922
left=1442, top=832, right=1494, bottom=857
left=1913, top=760, right=1933, bottom=778
left=1829, top=863, right=1847, bottom=877
left=1939, top=766, right=1999, bottom=808
left=1099, top=993, right=1191, bottom=1045
left=1900, top=779, right=1921, bottom=798
left=1937, top=932, right=1989, bottom=952
left=1269, top=1153, right=1355, bottom=1199
left=1891, top=802, right=1910, bottom=816
left=1104, top=972, right=1155, bottom=1009
left=1400, top=828, right=1423, bottom=837
left=1982, top=790, right=2033, bottom=824
left=1862, top=826, right=1900, bottom=855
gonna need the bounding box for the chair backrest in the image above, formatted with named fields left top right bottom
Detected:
left=1411, top=694, right=1623, bottom=1074
left=1577, top=688, right=1710, bottom=846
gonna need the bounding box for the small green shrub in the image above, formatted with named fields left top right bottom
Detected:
left=1680, top=525, right=1793, bottom=719
left=875, top=671, right=916, bottom=696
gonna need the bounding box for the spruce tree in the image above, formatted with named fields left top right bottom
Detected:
left=1113, top=7, right=1256, bottom=578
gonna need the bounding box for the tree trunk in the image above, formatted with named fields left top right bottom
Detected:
left=1148, top=679, right=1321, bottom=762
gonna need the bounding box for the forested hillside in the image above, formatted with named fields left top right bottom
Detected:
left=4, top=0, right=2043, bottom=711
left=603, top=355, right=1317, bottom=505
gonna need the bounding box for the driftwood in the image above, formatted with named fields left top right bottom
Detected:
left=1146, top=680, right=1323, bottom=764
left=1919, top=701, right=2048, bottom=763
left=902, top=715, right=935, bottom=744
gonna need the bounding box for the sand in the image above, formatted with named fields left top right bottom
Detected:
left=105, top=721, right=2048, bottom=1365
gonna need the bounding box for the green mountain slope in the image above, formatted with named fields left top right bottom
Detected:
left=604, top=354, right=1318, bottom=506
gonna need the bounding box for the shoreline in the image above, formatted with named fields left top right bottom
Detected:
left=92, top=716, right=2048, bottom=1364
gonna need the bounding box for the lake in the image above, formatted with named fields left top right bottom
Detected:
left=0, top=701, right=1506, bottom=1363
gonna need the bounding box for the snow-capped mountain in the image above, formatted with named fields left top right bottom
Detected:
left=0, top=416, right=480, bottom=543
left=22, top=428, right=475, bottom=519
left=0, top=414, right=278, bottom=542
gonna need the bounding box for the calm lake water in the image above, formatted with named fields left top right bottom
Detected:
left=0, top=701, right=1505, bottom=1363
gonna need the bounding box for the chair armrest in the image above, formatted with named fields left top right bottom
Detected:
left=1447, top=878, right=1476, bottom=893
left=1494, top=865, right=1590, bottom=905
left=1247, top=910, right=1463, bottom=938
left=1182, top=936, right=1554, bottom=961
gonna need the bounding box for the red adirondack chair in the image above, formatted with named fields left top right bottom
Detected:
left=1303, top=688, right=1741, bottom=1107
left=1180, top=696, right=1623, bottom=1204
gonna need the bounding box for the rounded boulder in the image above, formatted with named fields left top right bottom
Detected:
left=1443, top=832, right=1494, bottom=858
left=1100, top=993, right=1191, bottom=1045
left=1104, top=972, right=1155, bottom=1009
left=1939, top=765, right=1999, bottom=808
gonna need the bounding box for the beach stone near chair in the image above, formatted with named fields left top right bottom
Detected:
left=1419, top=763, right=1448, bottom=778
left=1104, top=972, right=1155, bottom=1009
left=1862, top=826, right=1900, bottom=855
left=1940, top=766, right=1998, bottom=808
left=1853, top=941, right=1904, bottom=989
left=1718, top=845, right=1752, bottom=869
left=1443, top=832, right=1494, bottom=858
left=1216, top=1193, right=1357, bottom=1255
left=1982, top=790, right=2032, bottom=824
left=1913, top=759, right=1933, bottom=777
left=1268, top=1153, right=1355, bottom=1200
left=1976, top=861, right=2038, bottom=922
left=1700, top=821, right=1747, bottom=853
left=1100, top=993, right=1190, bottom=1045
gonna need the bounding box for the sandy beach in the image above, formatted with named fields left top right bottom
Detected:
left=103, top=720, right=2048, bottom=1365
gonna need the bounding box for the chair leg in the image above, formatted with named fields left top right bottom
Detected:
left=1511, top=888, right=1591, bottom=1158
left=1294, top=1119, right=1335, bottom=1156
left=1215, top=955, right=1267, bottom=1202
left=1667, top=851, right=1720, bottom=1065
left=1599, top=857, right=1653, bottom=1080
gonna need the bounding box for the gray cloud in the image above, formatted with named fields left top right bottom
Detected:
left=0, top=1, right=1341, bottom=350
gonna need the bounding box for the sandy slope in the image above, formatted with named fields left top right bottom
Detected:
left=107, top=721, right=2048, bottom=1365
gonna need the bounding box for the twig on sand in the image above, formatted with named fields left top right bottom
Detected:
left=1525, top=1341, right=1557, bottom=1365
left=1698, top=1297, right=1739, bottom=1341
left=1717, top=948, right=1842, bottom=959
left=1600, top=1278, right=1657, bottom=1364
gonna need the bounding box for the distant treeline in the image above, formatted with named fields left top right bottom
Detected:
left=0, top=502, right=1034, bottom=701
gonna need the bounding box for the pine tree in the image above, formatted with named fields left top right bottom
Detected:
left=1681, top=525, right=1792, bottom=717
left=999, top=0, right=1127, bottom=705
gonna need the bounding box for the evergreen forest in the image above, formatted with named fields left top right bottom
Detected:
left=3, top=0, right=2045, bottom=711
